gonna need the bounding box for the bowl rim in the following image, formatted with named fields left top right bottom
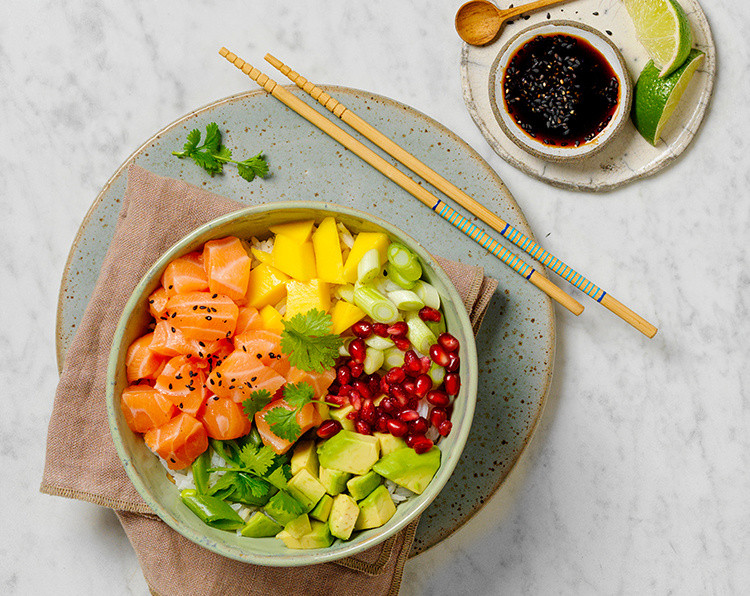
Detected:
left=106, top=200, right=479, bottom=566
left=488, top=20, right=634, bottom=163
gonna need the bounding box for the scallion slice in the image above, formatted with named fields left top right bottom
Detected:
left=405, top=311, right=437, bottom=355
left=413, top=280, right=441, bottom=310
left=353, top=284, right=399, bottom=324
left=386, top=289, right=425, bottom=311
left=384, top=262, right=416, bottom=290
left=363, top=347, right=385, bottom=375
left=357, top=248, right=381, bottom=284
left=387, top=243, right=422, bottom=281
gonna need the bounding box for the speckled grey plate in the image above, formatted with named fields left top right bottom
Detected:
left=55, top=86, right=555, bottom=556
left=461, top=0, right=716, bottom=191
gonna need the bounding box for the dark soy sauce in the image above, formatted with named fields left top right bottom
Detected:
left=503, top=34, right=620, bottom=147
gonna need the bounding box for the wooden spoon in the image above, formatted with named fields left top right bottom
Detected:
left=455, top=0, right=573, bottom=46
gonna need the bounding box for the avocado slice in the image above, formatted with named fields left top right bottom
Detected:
left=287, top=469, right=326, bottom=512
left=373, top=432, right=406, bottom=456
left=276, top=520, right=334, bottom=549
left=291, top=439, right=319, bottom=477
left=310, top=493, right=333, bottom=522
left=354, top=485, right=396, bottom=530
left=329, top=404, right=356, bottom=431
left=241, top=512, right=283, bottom=537
left=346, top=471, right=382, bottom=501
left=372, top=446, right=441, bottom=495
left=284, top=513, right=312, bottom=539
left=329, top=494, right=360, bottom=540
left=317, top=429, right=380, bottom=475
left=319, top=466, right=352, bottom=496
left=263, top=490, right=305, bottom=525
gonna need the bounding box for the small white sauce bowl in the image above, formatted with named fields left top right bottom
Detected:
left=489, top=21, right=633, bottom=162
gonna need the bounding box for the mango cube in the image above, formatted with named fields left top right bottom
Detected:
left=285, top=279, right=331, bottom=320
left=259, top=304, right=284, bottom=333
left=330, top=300, right=366, bottom=335
left=342, top=232, right=390, bottom=283
left=250, top=247, right=273, bottom=265
left=245, top=263, right=290, bottom=309
left=269, top=220, right=316, bottom=244
left=272, top=235, right=317, bottom=281
left=311, top=217, right=345, bottom=284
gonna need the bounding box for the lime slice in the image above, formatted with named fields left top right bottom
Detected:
left=624, top=0, right=693, bottom=77
left=632, top=49, right=704, bottom=145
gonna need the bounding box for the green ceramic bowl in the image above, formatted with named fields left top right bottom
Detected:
left=106, top=202, right=478, bottom=566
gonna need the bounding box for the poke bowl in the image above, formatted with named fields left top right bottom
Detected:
left=106, top=201, right=479, bottom=566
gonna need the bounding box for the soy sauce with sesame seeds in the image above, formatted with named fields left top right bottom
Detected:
left=503, top=34, right=620, bottom=147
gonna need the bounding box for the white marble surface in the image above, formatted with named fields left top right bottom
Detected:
left=2, top=0, right=749, bottom=594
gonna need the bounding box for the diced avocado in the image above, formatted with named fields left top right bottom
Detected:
left=330, top=404, right=356, bottom=431
left=276, top=520, right=334, bottom=549
left=287, top=469, right=326, bottom=512
left=372, top=446, right=441, bottom=495
left=317, top=429, right=380, bottom=475
left=264, top=490, right=305, bottom=525
left=241, top=512, right=283, bottom=537
left=284, top=513, right=312, bottom=539
left=319, top=466, right=352, bottom=496
left=354, top=485, right=396, bottom=530
left=346, top=471, right=382, bottom=501
left=374, top=432, right=407, bottom=456
left=310, top=493, right=333, bottom=522
left=329, top=494, right=360, bottom=541
left=291, top=439, right=319, bottom=477
left=314, top=401, right=331, bottom=421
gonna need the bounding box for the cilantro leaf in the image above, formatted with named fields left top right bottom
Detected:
left=264, top=406, right=301, bottom=443
left=266, top=465, right=291, bottom=491
left=238, top=443, right=277, bottom=476
left=236, top=153, right=269, bottom=182
left=283, top=382, right=315, bottom=409
left=184, top=128, right=201, bottom=153
left=280, top=309, right=343, bottom=373
left=242, top=389, right=272, bottom=421
left=203, top=122, right=222, bottom=153
left=235, top=473, right=271, bottom=499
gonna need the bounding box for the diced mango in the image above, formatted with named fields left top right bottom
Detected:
left=259, top=304, right=285, bottom=333
left=251, top=247, right=273, bottom=265
left=269, top=220, right=316, bottom=243
left=330, top=300, right=366, bottom=335
left=285, top=279, right=331, bottom=320
left=311, top=217, right=345, bottom=284
left=342, top=232, right=390, bottom=283
left=245, top=263, right=290, bottom=309
left=272, top=235, right=317, bottom=281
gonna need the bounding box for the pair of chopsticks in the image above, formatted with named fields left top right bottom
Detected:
left=219, top=47, right=657, bottom=338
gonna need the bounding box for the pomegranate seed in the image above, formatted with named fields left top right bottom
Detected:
left=413, top=437, right=434, bottom=454
left=316, top=420, right=342, bottom=439
left=404, top=351, right=421, bottom=374
left=348, top=362, right=364, bottom=378
left=381, top=397, right=396, bottom=413
left=360, top=399, right=375, bottom=424
left=338, top=383, right=353, bottom=397
left=446, top=352, right=460, bottom=373
left=325, top=393, right=345, bottom=406
left=367, top=373, right=381, bottom=394
left=393, top=336, right=411, bottom=351
left=349, top=338, right=367, bottom=363
left=385, top=368, right=406, bottom=385
left=402, top=379, right=417, bottom=396
left=355, top=420, right=372, bottom=435
left=372, top=322, right=389, bottom=337
left=403, top=350, right=418, bottom=367
left=419, top=356, right=432, bottom=374
left=410, top=416, right=428, bottom=435
left=415, top=375, right=432, bottom=398
left=354, top=380, right=372, bottom=400
left=387, top=321, right=408, bottom=337
left=349, top=390, right=362, bottom=409
left=404, top=434, right=418, bottom=448
left=438, top=332, right=459, bottom=352
left=387, top=419, right=408, bottom=437
left=352, top=320, right=373, bottom=338
left=375, top=415, right=389, bottom=433
left=346, top=411, right=357, bottom=420
left=398, top=409, right=419, bottom=422
left=337, top=367, right=351, bottom=385
left=426, top=390, right=450, bottom=407
left=419, top=306, right=441, bottom=322
left=328, top=382, right=341, bottom=395
left=438, top=420, right=453, bottom=437
left=429, top=344, right=450, bottom=367
left=430, top=407, right=448, bottom=428
left=444, top=373, right=461, bottom=396
left=380, top=377, right=391, bottom=395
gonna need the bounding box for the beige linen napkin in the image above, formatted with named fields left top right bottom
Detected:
left=42, top=165, right=497, bottom=596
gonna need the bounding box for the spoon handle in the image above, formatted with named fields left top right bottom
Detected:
left=501, top=0, right=571, bottom=21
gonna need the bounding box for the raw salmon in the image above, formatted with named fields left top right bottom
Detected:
left=148, top=287, right=170, bottom=320
left=150, top=320, right=234, bottom=361
left=144, top=411, right=208, bottom=470
left=166, top=291, right=239, bottom=341
left=233, top=329, right=283, bottom=366
left=203, top=236, right=252, bottom=303
left=161, top=251, right=209, bottom=296
left=200, top=395, right=252, bottom=440
left=126, top=333, right=168, bottom=383
left=154, top=355, right=209, bottom=418
left=120, top=385, right=177, bottom=433
left=286, top=367, right=336, bottom=399
left=206, top=350, right=286, bottom=402
left=254, top=399, right=323, bottom=455
left=235, top=305, right=264, bottom=335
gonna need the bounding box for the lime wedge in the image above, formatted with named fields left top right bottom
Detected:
left=631, top=49, right=704, bottom=145
left=624, top=0, right=693, bottom=77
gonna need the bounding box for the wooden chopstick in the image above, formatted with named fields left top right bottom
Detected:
left=263, top=54, right=657, bottom=339
left=219, top=47, right=583, bottom=317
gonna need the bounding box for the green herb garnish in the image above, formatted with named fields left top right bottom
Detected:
left=280, top=309, right=343, bottom=373
left=172, top=122, right=269, bottom=182
left=242, top=389, right=273, bottom=421
left=263, top=382, right=316, bottom=442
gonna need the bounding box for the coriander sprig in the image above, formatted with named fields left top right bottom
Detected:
left=172, top=122, right=269, bottom=182
left=280, top=309, right=343, bottom=373
left=263, top=382, right=316, bottom=442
